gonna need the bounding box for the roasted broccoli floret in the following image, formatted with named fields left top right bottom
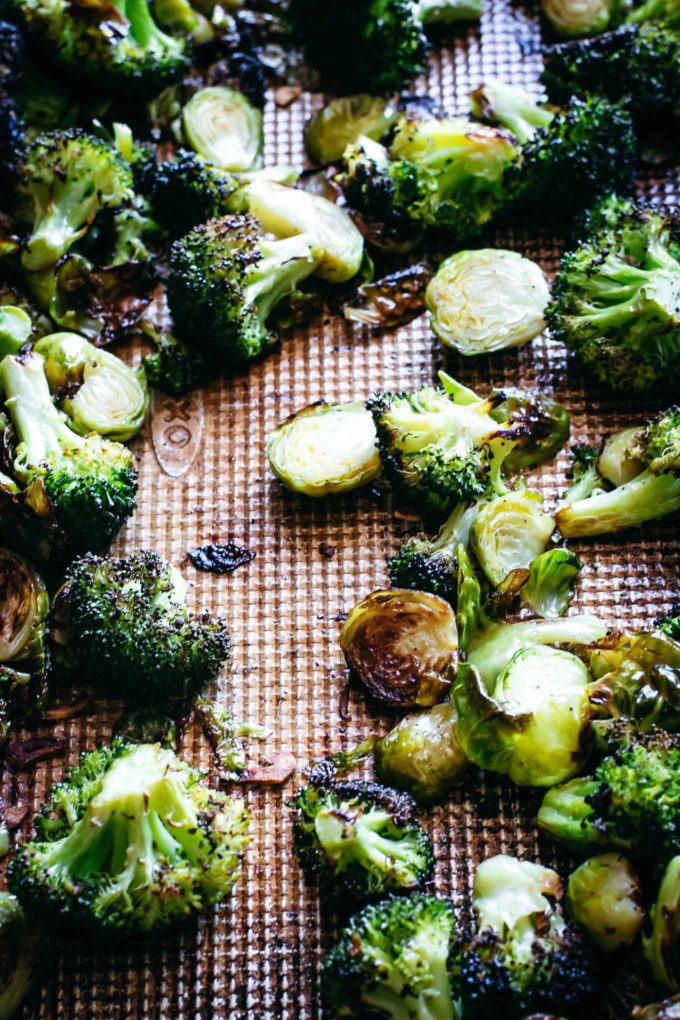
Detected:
left=556, top=409, right=680, bottom=537
left=388, top=501, right=479, bottom=603
left=548, top=199, right=680, bottom=393
left=16, top=130, right=133, bottom=272
left=8, top=741, right=249, bottom=933
left=450, top=854, right=599, bottom=1018
left=660, top=609, right=680, bottom=642
left=0, top=351, right=137, bottom=552
left=142, top=327, right=209, bottom=395
left=167, top=214, right=321, bottom=368
left=564, top=443, right=603, bottom=501
left=292, top=780, right=434, bottom=904
left=321, top=892, right=456, bottom=1019
left=51, top=550, right=230, bottom=708
left=9, top=0, right=187, bottom=92
left=146, top=150, right=246, bottom=239
left=538, top=725, right=680, bottom=863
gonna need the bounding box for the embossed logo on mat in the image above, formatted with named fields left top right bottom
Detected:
left=151, top=390, right=204, bottom=478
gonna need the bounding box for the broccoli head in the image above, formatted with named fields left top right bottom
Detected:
left=292, top=780, right=434, bottom=904
left=321, top=893, right=457, bottom=1019
left=146, top=150, right=246, bottom=239
left=660, top=608, right=680, bottom=642
left=548, top=199, right=680, bottom=393
left=142, top=328, right=210, bottom=396
left=50, top=550, right=230, bottom=709
left=450, top=854, right=599, bottom=1018
left=167, top=214, right=322, bottom=368
left=8, top=741, right=249, bottom=933
left=388, top=501, right=479, bottom=604
left=538, top=725, right=680, bottom=863
left=0, top=351, right=137, bottom=552
left=17, top=129, right=133, bottom=272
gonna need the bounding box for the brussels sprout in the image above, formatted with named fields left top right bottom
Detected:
left=267, top=401, right=380, bottom=497
left=456, top=544, right=485, bottom=650
left=425, top=249, right=549, bottom=356
left=0, top=306, right=32, bottom=357
left=246, top=179, right=364, bottom=283
left=34, top=332, right=148, bottom=442
left=541, top=0, right=617, bottom=37
left=0, top=891, right=37, bottom=1020
left=0, top=548, right=49, bottom=671
left=453, top=647, right=591, bottom=786
left=340, top=589, right=458, bottom=708
left=374, top=702, right=468, bottom=803
left=521, top=549, right=582, bottom=619
left=182, top=86, right=263, bottom=172
left=567, top=854, right=645, bottom=952
left=597, top=426, right=645, bottom=487
left=470, top=490, right=555, bottom=587
left=644, top=856, right=680, bottom=991
left=306, top=96, right=397, bottom=165
left=490, top=388, right=571, bottom=472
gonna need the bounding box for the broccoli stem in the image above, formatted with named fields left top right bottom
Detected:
left=315, top=809, right=421, bottom=879
left=416, top=0, right=483, bottom=24
left=537, top=776, right=601, bottom=848
left=122, top=0, right=182, bottom=51
left=25, top=183, right=101, bottom=272
left=246, top=235, right=321, bottom=328
left=364, top=936, right=455, bottom=1020
left=471, top=82, right=554, bottom=144
left=430, top=501, right=481, bottom=555
left=557, top=469, right=680, bottom=537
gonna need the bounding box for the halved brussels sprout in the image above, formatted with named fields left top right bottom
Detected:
left=567, top=854, right=645, bottom=953
left=644, top=856, right=680, bottom=991
left=267, top=401, right=380, bottom=497
left=541, top=0, right=616, bottom=37
left=454, top=646, right=590, bottom=786
left=340, top=589, right=458, bottom=708
left=183, top=86, right=263, bottom=172
left=34, top=332, right=148, bottom=442
left=0, top=549, right=49, bottom=669
left=0, top=306, right=32, bottom=357
left=490, top=388, right=571, bottom=472
left=471, top=490, right=555, bottom=587
left=306, top=95, right=396, bottom=165
left=426, top=249, right=549, bottom=356
left=245, top=179, right=364, bottom=283
left=598, top=426, right=645, bottom=487
left=521, top=548, right=582, bottom=619
left=374, top=701, right=468, bottom=804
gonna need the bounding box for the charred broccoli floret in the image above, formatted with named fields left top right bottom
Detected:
left=538, top=725, right=680, bottom=863
left=146, top=150, right=245, bottom=239
left=548, top=198, right=680, bottom=393
left=167, top=214, right=321, bottom=368
left=50, top=550, right=230, bottom=708
left=8, top=741, right=249, bottom=933
left=450, top=854, right=599, bottom=1018
left=556, top=408, right=680, bottom=537
left=388, top=501, right=479, bottom=603
left=321, top=892, right=456, bottom=1019
left=16, top=130, right=133, bottom=272
left=0, top=351, right=137, bottom=552
left=292, top=780, right=434, bottom=904
left=141, top=327, right=209, bottom=395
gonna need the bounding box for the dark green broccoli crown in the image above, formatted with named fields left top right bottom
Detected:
left=142, top=333, right=209, bottom=396
left=52, top=550, right=230, bottom=706
left=341, top=146, right=413, bottom=232
left=0, top=93, right=27, bottom=182
left=147, top=151, right=245, bottom=239
left=23, top=128, right=133, bottom=194
left=289, top=0, right=427, bottom=94
left=571, top=443, right=598, bottom=476
left=8, top=740, right=249, bottom=933
left=388, top=156, right=500, bottom=239
left=11, top=0, right=187, bottom=91
left=660, top=606, right=680, bottom=642
left=505, top=96, right=636, bottom=219
left=0, top=20, right=25, bottom=84
left=547, top=202, right=680, bottom=393
left=450, top=922, right=598, bottom=1017
left=292, top=780, right=433, bottom=903
left=389, top=541, right=457, bottom=605
left=542, top=24, right=680, bottom=121
left=321, top=893, right=456, bottom=1018
left=629, top=406, right=680, bottom=475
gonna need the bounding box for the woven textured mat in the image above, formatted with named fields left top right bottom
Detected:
left=4, top=4, right=680, bottom=1017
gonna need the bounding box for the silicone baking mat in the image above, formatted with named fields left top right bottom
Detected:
left=3, top=3, right=680, bottom=1015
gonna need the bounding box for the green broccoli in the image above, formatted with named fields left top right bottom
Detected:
left=50, top=550, right=230, bottom=709
left=292, top=780, right=434, bottom=904
left=660, top=609, right=680, bottom=642
left=146, top=150, right=246, bottom=239
left=0, top=351, right=137, bottom=552
left=321, top=893, right=456, bottom=1019
left=450, top=854, right=599, bottom=1017
left=167, top=214, right=322, bottom=368
left=8, top=741, right=249, bottom=932
left=556, top=409, right=680, bottom=537
left=388, top=501, right=479, bottom=603
left=538, top=725, right=680, bottom=863
left=548, top=199, right=680, bottom=393
left=141, top=324, right=210, bottom=396
left=564, top=443, right=604, bottom=502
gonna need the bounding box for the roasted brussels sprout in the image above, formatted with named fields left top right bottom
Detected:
left=454, top=646, right=591, bottom=786
left=267, top=401, right=380, bottom=497
left=597, top=426, right=644, bottom=487
left=541, top=0, right=618, bottom=37
left=306, top=96, right=396, bottom=165
left=374, top=701, right=468, bottom=803
left=182, top=86, right=263, bottom=172
left=0, top=306, right=31, bottom=357
left=644, top=856, right=680, bottom=991
left=0, top=548, right=49, bottom=676
left=34, top=332, right=148, bottom=442
left=470, top=490, right=555, bottom=587
left=340, top=589, right=458, bottom=708
left=246, top=179, right=364, bottom=283
left=521, top=549, right=582, bottom=619
left=0, top=891, right=38, bottom=1019
left=490, top=388, right=571, bottom=472
left=425, top=249, right=549, bottom=355
left=567, top=853, right=645, bottom=952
